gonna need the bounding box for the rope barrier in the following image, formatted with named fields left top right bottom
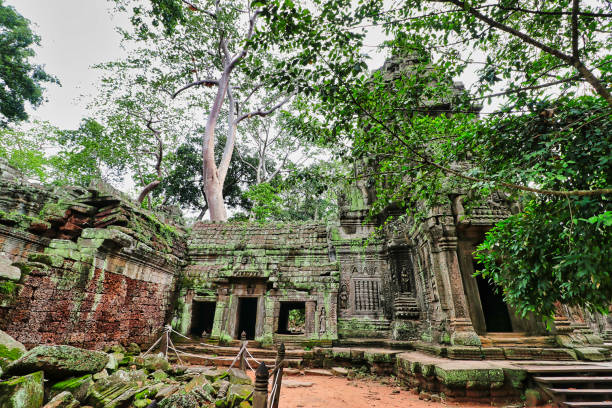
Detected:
left=144, top=325, right=265, bottom=376
left=268, top=366, right=282, bottom=408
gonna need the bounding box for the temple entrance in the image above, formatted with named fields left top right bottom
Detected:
left=236, top=297, right=258, bottom=339
left=474, top=269, right=513, bottom=333
left=190, top=301, right=216, bottom=337
left=277, top=302, right=306, bottom=334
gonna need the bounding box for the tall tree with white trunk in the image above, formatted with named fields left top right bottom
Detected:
left=115, top=0, right=293, bottom=220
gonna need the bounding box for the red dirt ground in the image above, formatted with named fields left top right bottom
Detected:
left=266, top=374, right=496, bottom=408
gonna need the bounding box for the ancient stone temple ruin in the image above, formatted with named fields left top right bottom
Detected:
left=0, top=155, right=609, bottom=358
left=0, top=58, right=610, bottom=405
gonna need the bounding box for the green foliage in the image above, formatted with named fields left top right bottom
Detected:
left=0, top=123, right=55, bottom=181
left=0, top=1, right=57, bottom=125
left=288, top=308, right=305, bottom=331
left=155, top=136, right=257, bottom=217
left=256, top=0, right=612, bottom=318
left=474, top=98, right=612, bottom=319
left=244, top=182, right=283, bottom=222
left=51, top=119, right=129, bottom=187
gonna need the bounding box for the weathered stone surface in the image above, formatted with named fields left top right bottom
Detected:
left=283, top=380, right=314, bottom=388
left=155, top=384, right=179, bottom=399
left=227, top=367, right=252, bottom=385
left=574, top=347, right=606, bottom=361
left=134, top=354, right=170, bottom=371
left=226, top=383, right=254, bottom=406
left=49, top=374, right=93, bottom=401
left=331, top=366, right=348, bottom=376
left=304, top=368, right=334, bottom=376
left=0, top=255, right=20, bottom=281
left=158, top=393, right=199, bottom=408
left=86, top=369, right=146, bottom=408
left=0, top=371, right=44, bottom=408
left=0, top=329, right=26, bottom=361
left=42, top=391, right=77, bottom=408
left=7, top=345, right=109, bottom=378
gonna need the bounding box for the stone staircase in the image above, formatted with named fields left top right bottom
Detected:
left=526, top=363, right=612, bottom=407
left=393, top=293, right=420, bottom=320
left=170, top=339, right=306, bottom=368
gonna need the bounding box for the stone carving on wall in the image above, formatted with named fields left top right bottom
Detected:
left=318, top=305, right=326, bottom=334
left=338, top=283, right=349, bottom=310
left=354, top=279, right=381, bottom=312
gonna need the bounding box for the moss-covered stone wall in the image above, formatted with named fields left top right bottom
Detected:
left=0, top=164, right=185, bottom=349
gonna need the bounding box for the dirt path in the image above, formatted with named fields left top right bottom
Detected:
left=270, top=375, right=494, bottom=408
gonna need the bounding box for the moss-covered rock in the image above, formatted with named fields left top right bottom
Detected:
left=134, top=354, right=170, bottom=372
left=0, top=330, right=26, bottom=361
left=49, top=374, right=93, bottom=401
left=86, top=370, right=146, bottom=408
left=7, top=345, right=109, bottom=379
left=158, top=393, right=199, bottom=408
left=228, top=368, right=252, bottom=385
left=0, top=371, right=44, bottom=408
left=226, top=383, right=254, bottom=407
left=42, top=391, right=78, bottom=408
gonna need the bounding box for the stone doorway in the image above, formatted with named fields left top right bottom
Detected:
left=473, top=262, right=513, bottom=333
left=236, top=297, right=258, bottom=339
left=277, top=302, right=306, bottom=335
left=190, top=301, right=216, bottom=337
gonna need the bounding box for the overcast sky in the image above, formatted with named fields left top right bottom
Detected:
left=6, top=0, right=129, bottom=129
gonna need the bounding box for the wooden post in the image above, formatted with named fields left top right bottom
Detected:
left=239, top=330, right=247, bottom=371
left=271, top=342, right=285, bottom=408
left=252, top=362, right=269, bottom=408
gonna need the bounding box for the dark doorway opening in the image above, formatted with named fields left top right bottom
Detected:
left=277, top=302, right=306, bottom=335
left=237, top=297, right=258, bottom=339
left=190, top=301, right=216, bottom=337
left=474, top=261, right=513, bottom=332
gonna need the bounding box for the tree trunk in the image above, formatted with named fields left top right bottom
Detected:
left=137, top=180, right=161, bottom=204
left=205, top=175, right=227, bottom=221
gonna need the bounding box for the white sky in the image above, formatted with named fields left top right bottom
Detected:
left=5, top=0, right=129, bottom=129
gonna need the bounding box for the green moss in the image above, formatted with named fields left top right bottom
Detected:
left=0, top=344, right=23, bottom=360
left=0, top=280, right=17, bottom=296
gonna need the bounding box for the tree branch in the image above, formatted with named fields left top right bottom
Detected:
left=218, top=84, right=238, bottom=184
left=470, top=76, right=582, bottom=101
left=227, top=8, right=262, bottom=71
left=236, top=94, right=293, bottom=124
left=440, top=0, right=612, bottom=106
left=499, top=4, right=612, bottom=17
left=571, top=0, right=580, bottom=59
left=172, top=78, right=219, bottom=98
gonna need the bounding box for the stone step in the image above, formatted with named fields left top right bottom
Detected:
left=562, top=402, right=612, bottom=407
left=535, top=376, right=612, bottom=384
left=525, top=366, right=612, bottom=374
left=549, top=388, right=612, bottom=396
left=175, top=343, right=306, bottom=360
left=169, top=353, right=303, bottom=368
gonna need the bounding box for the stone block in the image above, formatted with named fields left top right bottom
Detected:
left=574, top=347, right=606, bottom=361
left=0, top=371, right=44, bottom=408
left=49, top=374, right=93, bottom=401
left=7, top=345, right=109, bottom=379
left=0, top=255, right=20, bottom=281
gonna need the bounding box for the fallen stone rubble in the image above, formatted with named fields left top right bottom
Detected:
left=0, top=330, right=254, bottom=408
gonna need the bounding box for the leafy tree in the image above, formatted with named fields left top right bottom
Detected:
left=155, top=135, right=258, bottom=219
left=253, top=0, right=611, bottom=318
left=91, top=56, right=197, bottom=204
left=0, top=122, right=55, bottom=181
left=0, top=1, right=57, bottom=125
left=51, top=118, right=129, bottom=187
left=114, top=0, right=294, bottom=220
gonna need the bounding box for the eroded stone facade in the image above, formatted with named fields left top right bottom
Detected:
left=0, top=152, right=609, bottom=361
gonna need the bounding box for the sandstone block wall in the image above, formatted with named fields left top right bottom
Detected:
left=0, top=164, right=185, bottom=349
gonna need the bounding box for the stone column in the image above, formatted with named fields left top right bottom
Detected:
left=427, top=213, right=480, bottom=346
left=305, top=301, right=316, bottom=336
